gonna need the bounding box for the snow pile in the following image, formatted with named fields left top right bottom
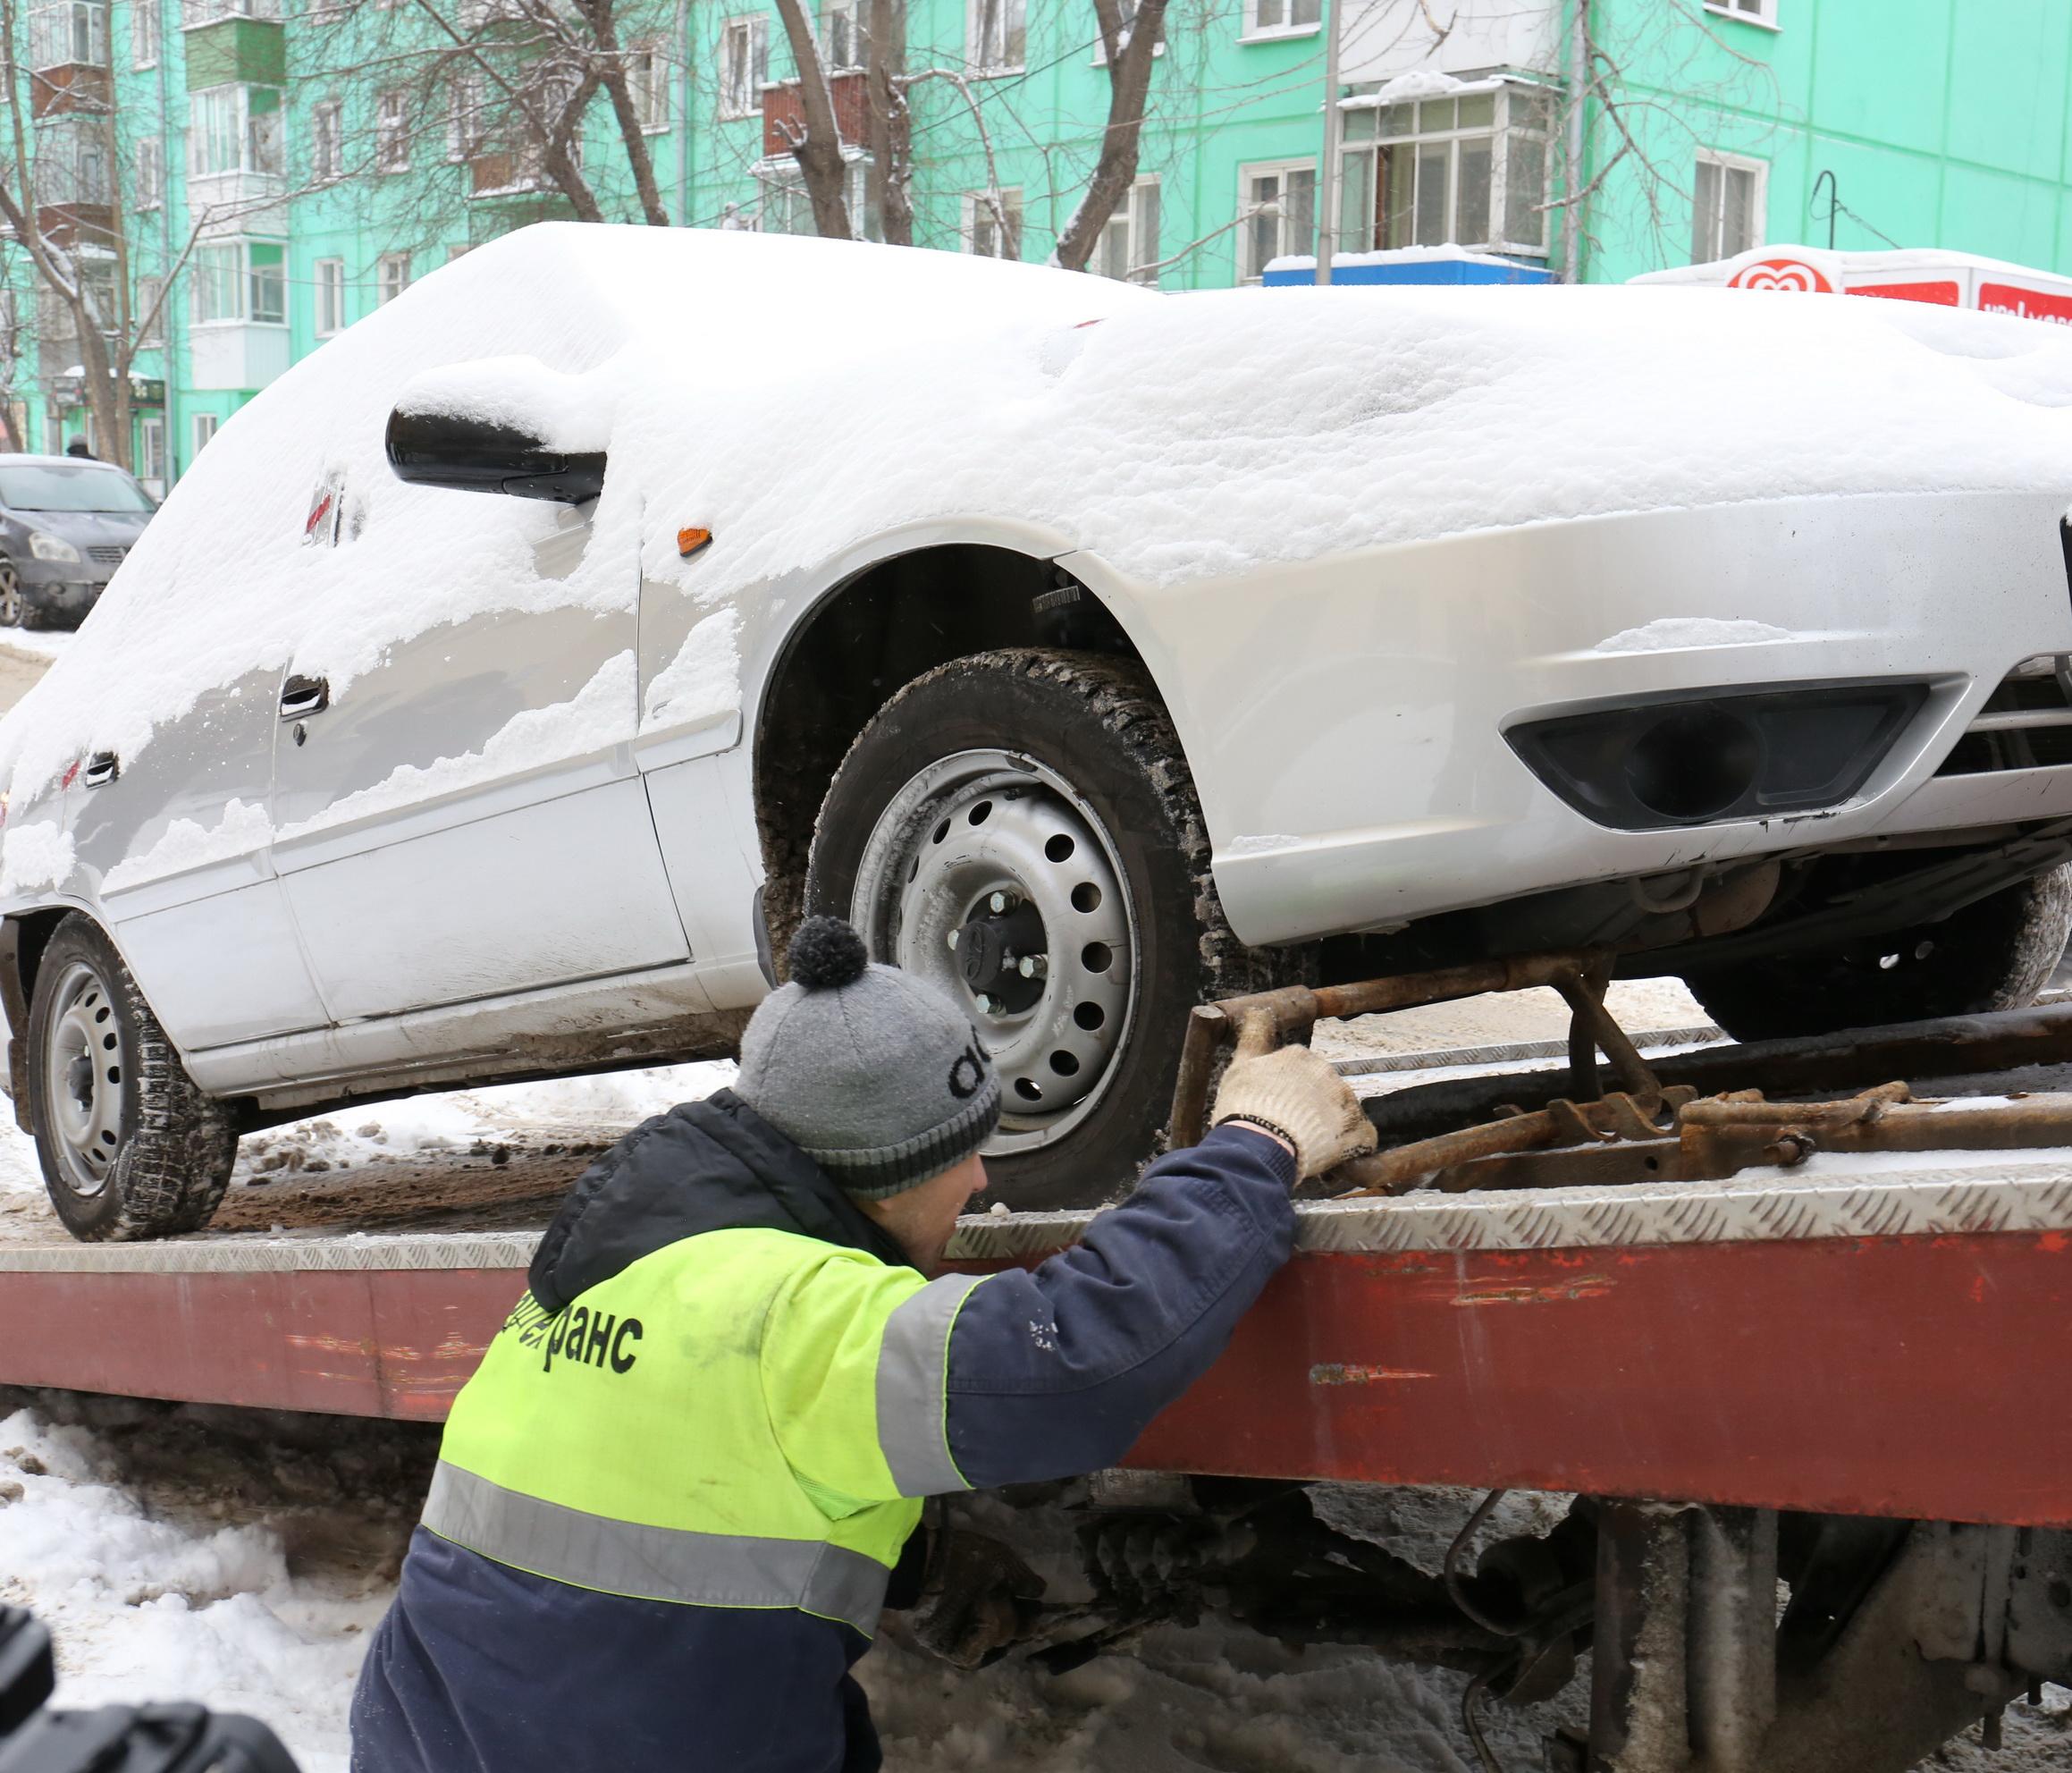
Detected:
left=8, top=224, right=2072, bottom=834
left=0, top=1406, right=400, bottom=1773
left=391, top=354, right=612, bottom=453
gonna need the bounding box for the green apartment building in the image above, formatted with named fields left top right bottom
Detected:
left=16, top=0, right=2072, bottom=485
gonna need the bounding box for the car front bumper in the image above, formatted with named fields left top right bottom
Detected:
left=1065, top=487, right=2072, bottom=948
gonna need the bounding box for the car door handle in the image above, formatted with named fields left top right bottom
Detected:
left=82, top=751, right=118, bottom=788
left=279, top=675, right=330, bottom=720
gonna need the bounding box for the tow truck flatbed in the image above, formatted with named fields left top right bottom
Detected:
left=4, top=1147, right=2067, bottom=1529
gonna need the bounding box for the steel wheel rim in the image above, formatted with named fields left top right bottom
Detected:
left=0, top=561, right=22, bottom=627
left=43, top=960, right=124, bottom=1197
left=850, top=747, right=1140, bottom=1152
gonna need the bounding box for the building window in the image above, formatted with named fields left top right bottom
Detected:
left=191, top=411, right=217, bottom=457
left=964, top=188, right=1022, bottom=258
left=970, top=0, right=1023, bottom=72
left=756, top=156, right=871, bottom=236
left=1242, top=0, right=1318, bottom=38
left=720, top=16, right=767, bottom=119
left=136, top=134, right=163, bottom=209
left=181, top=0, right=278, bottom=23
left=1706, top=0, right=1775, bottom=22
left=29, top=0, right=106, bottom=70
left=139, top=414, right=164, bottom=485
left=376, top=89, right=410, bottom=173
left=38, top=119, right=110, bottom=205
left=376, top=251, right=410, bottom=305
left=312, top=98, right=342, bottom=180
left=822, top=0, right=862, bottom=69
left=627, top=41, right=669, bottom=129
left=1096, top=175, right=1159, bottom=282
left=1691, top=149, right=1765, bottom=263
left=1240, top=159, right=1315, bottom=281
left=131, top=0, right=158, bottom=64
left=1336, top=84, right=1551, bottom=258
left=314, top=257, right=344, bottom=333
left=189, top=84, right=282, bottom=177
left=248, top=241, right=283, bottom=324
left=134, top=274, right=163, bottom=345
left=190, top=240, right=282, bottom=324
left=446, top=78, right=481, bottom=160
left=190, top=241, right=242, bottom=323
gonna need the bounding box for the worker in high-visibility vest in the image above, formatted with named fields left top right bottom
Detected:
left=349, top=915, right=1375, bottom=1773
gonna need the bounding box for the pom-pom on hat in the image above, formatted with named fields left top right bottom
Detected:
left=735, top=916, right=1001, bottom=1198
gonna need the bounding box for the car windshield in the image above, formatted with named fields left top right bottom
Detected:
left=0, top=463, right=154, bottom=513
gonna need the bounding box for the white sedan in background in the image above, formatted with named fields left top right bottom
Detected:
left=4, top=223, right=2072, bottom=1238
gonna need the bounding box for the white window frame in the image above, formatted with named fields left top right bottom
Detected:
left=1238, top=157, right=1317, bottom=283
left=1240, top=0, right=1318, bottom=43
left=139, top=413, right=164, bottom=485
left=191, top=411, right=217, bottom=457
left=1704, top=0, right=1778, bottom=28
left=627, top=39, right=670, bottom=130
left=133, top=273, right=163, bottom=345
left=376, top=250, right=410, bottom=305
left=314, top=256, right=344, bottom=335
left=180, top=0, right=277, bottom=24
left=445, top=77, right=481, bottom=160
left=968, top=0, right=1023, bottom=74
left=29, top=0, right=107, bottom=71
left=963, top=187, right=1022, bottom=258
left=1335, top=82, right=1551, bottom=260
left=375, top=89, right=410, bottom=173
left=1691, top=148, right=1767, bottom=264
left=188, top=82, right=282, bottom=177
left=755, top=154, right=869, bottom=236
left=131, top=0, right=159, bottom=65
left=189, top=240, right=243, bottom=323
left=312, top=97, right=342, bottom=180
left=720, top=15, right=768, bottom=120
left=821, top=0, right=863, bottom=71
left=135, top=133, right=163, bottom=209
left=1095, top=173, right=1159, bottom=282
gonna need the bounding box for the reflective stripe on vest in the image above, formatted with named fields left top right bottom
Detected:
left=875, top=1272, right=983, bottom=1497
left=421, top=1460, right=894, bottom=1633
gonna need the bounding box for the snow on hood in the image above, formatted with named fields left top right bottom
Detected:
left=9, top=221, right=2072, bottom=810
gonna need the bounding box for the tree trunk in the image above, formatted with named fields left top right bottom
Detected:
left=864, top=0, right=909, bottom=245
left=573, top=0, right=671, bottom=226
left=540, top=68, right=608, bottom=222
left=769, top=0, right=854, bottom=239
left=1049, top=0, right=1168, bottom=273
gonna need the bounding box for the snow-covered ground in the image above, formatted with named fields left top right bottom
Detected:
left=5, top=1395, right=2068, bottom=1773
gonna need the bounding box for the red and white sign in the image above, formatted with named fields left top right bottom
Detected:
left=1727, top=257, right=1834, bottom=294
left=1635, top=248, right=2072, bottom=327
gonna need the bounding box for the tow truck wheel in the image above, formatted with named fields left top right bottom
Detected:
left=807, top=648, right=1291, bottom=1212
left=25, top=915, right=238, bottom=1240
left=1682, top=864, right=2072, bottom=1043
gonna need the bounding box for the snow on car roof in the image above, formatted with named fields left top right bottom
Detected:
left=7, top=220, right=2072, bottom=814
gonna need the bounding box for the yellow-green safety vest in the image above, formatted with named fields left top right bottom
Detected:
left=423, top=1227, right=983, bottom=1635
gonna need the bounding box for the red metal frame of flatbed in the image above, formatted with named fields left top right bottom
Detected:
left=3, top=1154, right=2071, bottom=1527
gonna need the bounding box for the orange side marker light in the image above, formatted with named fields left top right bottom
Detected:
left=678, top=527, right=713, bottom=560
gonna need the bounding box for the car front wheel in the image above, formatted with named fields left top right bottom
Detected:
left=25, top=915, right=238, bottom=1239
left=806, top=648, right=1288, bottom=1211
left=0, top=558, right=26, bottom=629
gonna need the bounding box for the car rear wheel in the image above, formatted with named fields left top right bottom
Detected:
left=1681, top=865, right=2072, bottom=1043
left=806, top=648, right=1290, bottom=1211
left=25, top=915, right=238, bottom=1239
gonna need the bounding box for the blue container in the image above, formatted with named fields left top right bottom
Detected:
left=1263, top=254, right=1554, bottom=287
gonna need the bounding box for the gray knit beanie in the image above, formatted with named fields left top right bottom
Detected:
left=737, top=916, right=1002, bottom=1198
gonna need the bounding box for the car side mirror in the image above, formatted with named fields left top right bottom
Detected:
left=383, top=357, right=607, bottom=504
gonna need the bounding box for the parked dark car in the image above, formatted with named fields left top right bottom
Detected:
left=0, top=456, right=156, bottom=629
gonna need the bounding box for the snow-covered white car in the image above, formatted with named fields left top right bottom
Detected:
left=6, top=224, right=2072, bottom=1238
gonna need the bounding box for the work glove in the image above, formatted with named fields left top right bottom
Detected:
left=1210, top=1024, right=1377, bottom=1181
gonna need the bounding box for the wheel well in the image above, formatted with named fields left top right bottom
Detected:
left=752, top=545, right=1141, bottom=967
left=2, top=907, right=70, bottom=1129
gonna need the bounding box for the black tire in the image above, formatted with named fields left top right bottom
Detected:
left=806, top=649, right=1292, bottom=1211
left=0, top=559, right=25, bottom=629
left=25, top=915, right=238, bottom=1239
left=1682, top=865, right=2072, bottom=1043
